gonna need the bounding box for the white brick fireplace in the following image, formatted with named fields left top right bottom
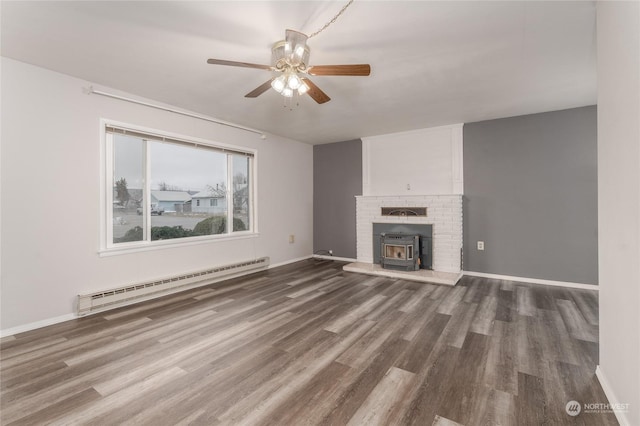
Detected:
left=343, top=124, right=464, bottom=285
left=355, top=195, right=463, bottom=274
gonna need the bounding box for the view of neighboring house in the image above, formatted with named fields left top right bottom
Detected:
left=112, top=188, right=234, bottom=215
left=191, top=187, right=226, bottom=215
left=150, top=190, right=192, bottom=213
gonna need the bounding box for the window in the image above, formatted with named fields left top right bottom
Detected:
left=106, top=124, right=255, bottom=249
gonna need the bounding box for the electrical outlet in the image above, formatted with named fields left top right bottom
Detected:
left=329, top=250, right=333, bottom=256
left=289, top=234, right=295, bottom=244
left=477, top=241, right=485, bottom=251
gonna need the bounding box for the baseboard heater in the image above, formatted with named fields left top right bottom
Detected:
left=77, top=257, right=270, bottom=316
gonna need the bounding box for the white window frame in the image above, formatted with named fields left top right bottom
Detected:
left=99, top=119, right=258, bottom=256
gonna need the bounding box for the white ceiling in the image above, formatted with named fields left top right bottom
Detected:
left=1, top=1, right=597, bottom=144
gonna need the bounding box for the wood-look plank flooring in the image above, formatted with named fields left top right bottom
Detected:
left=1, top=260, right=617, bottom=425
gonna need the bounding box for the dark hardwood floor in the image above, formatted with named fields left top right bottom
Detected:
left=0, top=259, right=617, bottom=425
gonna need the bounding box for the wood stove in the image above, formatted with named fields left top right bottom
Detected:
left=373, top=223, right=433, bottom=271
left=380, top=233, right=420, bottom=271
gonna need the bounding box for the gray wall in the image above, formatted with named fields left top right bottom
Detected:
left=463, top=106, right=598, bottom=284
left=313, top=139, right=362, bottom=258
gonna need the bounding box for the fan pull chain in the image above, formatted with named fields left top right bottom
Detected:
left=283, top=95, right=294, bottom=110
left=308, top=0, right=355, bottom=39
left=282, top=92, right=302, bottom=110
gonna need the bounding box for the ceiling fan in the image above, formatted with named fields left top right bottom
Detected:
left=207, top=29, right=371, bottom=104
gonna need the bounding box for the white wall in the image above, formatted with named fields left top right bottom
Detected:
left=597, top=2, right=640, bottom=425
left=362, top=124, right=463, bottom=196
left=0, top=58, right=313, bottom=333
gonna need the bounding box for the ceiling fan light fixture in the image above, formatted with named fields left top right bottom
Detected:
left=271, top=75, right=286, bottom=93
left=285, top=29, right=309, bottom=66
left=282, top=87, right=294, bottom=98
left=271, top=41, right=287, bottom=69
left=298, top=83, right=309, bottom=95
left=293, top=45, right=310, bottom=67
left=287, top=73, right=302, bottom=90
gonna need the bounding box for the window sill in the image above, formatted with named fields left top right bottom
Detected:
left=99, top=232, right=259, bottom=257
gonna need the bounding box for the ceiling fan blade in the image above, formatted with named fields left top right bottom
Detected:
left=307, top=64, right=371, bottom=76
left=301, top=78, right=331, bottom=104
left=245, top=79, right=274, bottom=98
left=207, top=58, right=273, bottom=71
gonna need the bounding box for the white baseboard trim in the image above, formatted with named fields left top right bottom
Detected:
left=0, top=313, right=78, bottom=338
left=463, top=271, right=598, bottom=291
left=596, top=365, right=632, bottom=426
left=313, top=254, right=357, bottom=263
left=3, top=258, right=294, bottom=337
left=269, top=255, right=313, bottom=269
